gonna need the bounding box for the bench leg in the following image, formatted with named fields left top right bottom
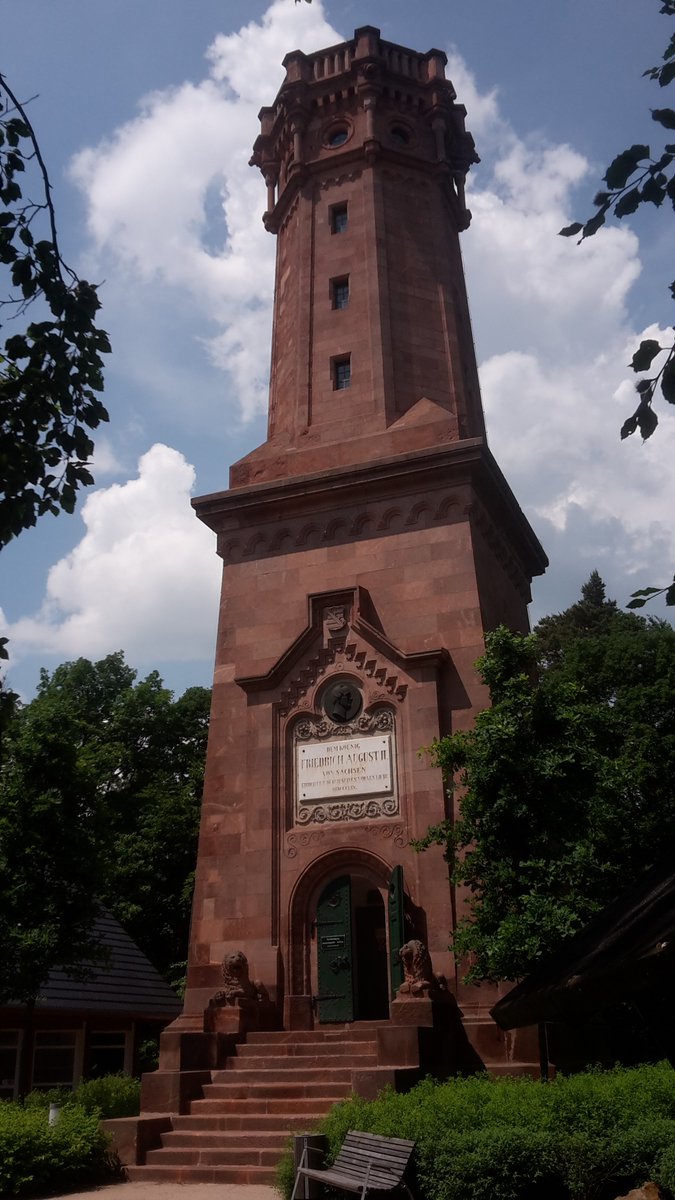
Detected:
left=290, top=1148, right=308, bottom=1200
left=359, top=1161, right=372, bottom=1200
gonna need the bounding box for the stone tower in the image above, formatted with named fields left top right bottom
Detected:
left=154, top=27, right=547, bottom=1106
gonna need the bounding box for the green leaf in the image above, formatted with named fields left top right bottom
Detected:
left=658, top=60, right=675, bottom=86
left=620, top=414, right=639, bottom=440
left=666, top=584, right=675, bottom=606
left=661, top=356, right=675, bottom=404
left=629, top=587, right=663, bottom=598
left=651, top=107, right=675, bottom=129
left=626, top=597, right=648, bottom=609
left=614, top=187, right=641, bottom=217
left=559, top=222, right=583, bottom=237
left=582, top=211, right=606, bottom=238
left=641, top=176, right=667, bottom=206
left=637, top=402, right=658, bottom=440
left=604, top=145, right=650, bottom=189
left=630, top=339, right=662, bottom=372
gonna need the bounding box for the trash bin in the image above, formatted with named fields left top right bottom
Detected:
left=293, top=1133, right=328, bottom=1200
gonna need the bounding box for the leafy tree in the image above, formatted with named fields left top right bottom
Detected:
left=418, top=578, right=675, bottom=982
left=0, top=652, right=211, bottom=991
left=0, top=686, right=109, bottom=1094
left=0, top=652, right=210, bottom=998
left=1, top=74, right=111, bottom=549
left=0, top=696, right=107, bottom=1008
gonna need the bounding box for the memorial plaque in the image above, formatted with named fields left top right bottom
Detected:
left=297, top=735, right=393, bottom=803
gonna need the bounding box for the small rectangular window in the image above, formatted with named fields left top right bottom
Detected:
left=0, top=1032, right=19, bottom=1099
left=87, top=1032, right=128, bottom=1079
left=33, top=1031, right=77, bottom=1088
left=332, top=277, right=349, bottom=310
left=330, top=203, right=348, bottom=234
left=333, top=355, right=351, bottom=390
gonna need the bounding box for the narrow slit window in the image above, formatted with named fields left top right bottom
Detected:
left=332, top=277, right=349, bottom=310
left=333, top=356, right=351, bottom=390
left=330, top=203, right=348, bottom=234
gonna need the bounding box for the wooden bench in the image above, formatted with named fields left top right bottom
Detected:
left=291, top=1130, right=416, bottom=1200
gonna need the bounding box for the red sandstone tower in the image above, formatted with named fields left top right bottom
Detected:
left=137, top=28, right=547, bottom=1171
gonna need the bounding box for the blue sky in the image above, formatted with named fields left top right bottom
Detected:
left=2, top=0, right=674, bottom=700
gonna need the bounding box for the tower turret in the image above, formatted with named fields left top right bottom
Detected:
left=233, top=27, right=485, bottom=487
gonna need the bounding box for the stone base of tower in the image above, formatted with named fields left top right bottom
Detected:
left=108, top=993, right=540, bottom=1181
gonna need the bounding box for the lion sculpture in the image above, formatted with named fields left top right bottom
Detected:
left=397, top=939, right=447, bottom=997
left=212, top=950, right=269, bottom=1006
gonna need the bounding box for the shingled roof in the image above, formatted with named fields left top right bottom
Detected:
left=7, top=910, right=182, bottom=1019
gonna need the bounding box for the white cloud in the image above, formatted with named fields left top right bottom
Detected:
left=5, top=445, right=220, bottom=663
left=70, top=0, right=340, bottom=421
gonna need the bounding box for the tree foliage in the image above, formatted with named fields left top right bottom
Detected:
left=560, top=1, right=675, bottom=448
left=418, top=576, right=675, bottom=983
left=0, top=74, right=110, bottom=549
left=0, top=690, right=107, bottom=1006
left=0, top=652, right=211, bottom=998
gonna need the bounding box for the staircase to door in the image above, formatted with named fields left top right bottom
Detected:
left=127, top=1024, right=383, bottom=1184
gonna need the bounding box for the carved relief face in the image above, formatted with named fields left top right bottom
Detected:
left=323, top=679, right=362, bottom=724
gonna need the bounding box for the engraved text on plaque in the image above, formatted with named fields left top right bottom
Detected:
left=297, top=735, right=393, bottom=802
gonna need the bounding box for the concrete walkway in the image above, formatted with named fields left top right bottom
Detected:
left=51, top=1185, right=278, bottom=1200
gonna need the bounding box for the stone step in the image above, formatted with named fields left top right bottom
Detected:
left=163, top=1130, right=289, bottom=1149
left=204, top=1081, right=349, bottom=1099
left=214, top=1066, right=359, bottom=1083
left=127, top=1165, right=277, bottom=1184
left=226, top=1056, right=377, bottom=1074
left=488, top=1062, right=542, bottom=1078
left=236, top=1039, right=376, bottom=1058
left=191, top=1096, right=337, bottom=1115
left=245, top=1024, right=382, bottom=1042
left=146, top=1146, right=282, bottom=1167
left=173, top=1113, right=324, bottom=1131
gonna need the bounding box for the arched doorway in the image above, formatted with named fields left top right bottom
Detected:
left=287, top=849, right=409, bottom=1026
left=315, top=873, right=390, bottom=1023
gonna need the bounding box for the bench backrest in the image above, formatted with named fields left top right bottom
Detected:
left=333, top=1131, right=415, bottom=1190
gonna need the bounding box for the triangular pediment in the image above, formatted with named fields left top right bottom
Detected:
left=235, top=586, right=448, bottom=716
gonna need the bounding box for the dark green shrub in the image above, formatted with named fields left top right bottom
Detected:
left=276, top=1064, right=675, bottom=1200
left=656, top=1139, right=675, bottom=1194
left=74, top=1073, right=140, bottom=1118
left=0, top=1101, right=118, bottom=1197
left=22, top=1088, right=71, bottom=1111
left=23, top=1073, right=140, bottom=1119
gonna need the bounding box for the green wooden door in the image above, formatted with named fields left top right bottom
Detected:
left=388, top=865, right=405, bottom=999
left=316, top=875, right=354, bottom=1023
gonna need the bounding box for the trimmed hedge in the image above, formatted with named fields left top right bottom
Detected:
left=277, top=1063, right=675, bottom=1200
left=0, top=1102, right=118, bottom=1197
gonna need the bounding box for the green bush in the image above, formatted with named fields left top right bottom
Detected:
left=276, top=1064, right=675, bottom=1200
left=73, top=1073, right=140, bottom=1118
left=0, top=1102, right=118, bottom=1197
left=23, top=1073, right=140, bottom=1119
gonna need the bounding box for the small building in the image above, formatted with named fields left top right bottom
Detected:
left=0, top=910, right=182, bottom=1098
